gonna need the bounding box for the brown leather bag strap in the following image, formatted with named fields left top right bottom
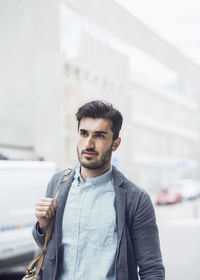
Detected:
left=62, top=168, right=72, bottom=182
left=26, top=256, right=40, bottom=275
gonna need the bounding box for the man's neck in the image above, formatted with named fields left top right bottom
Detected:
left=80, top=164, right=111, bottom=182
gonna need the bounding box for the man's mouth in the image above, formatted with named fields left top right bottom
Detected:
left=82, top=150, right=98, bottom=158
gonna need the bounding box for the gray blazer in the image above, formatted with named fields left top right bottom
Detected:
left=33, top=166, right=165, bottom=280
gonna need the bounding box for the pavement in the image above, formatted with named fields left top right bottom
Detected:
left=155, top=197, right=200, bottom=280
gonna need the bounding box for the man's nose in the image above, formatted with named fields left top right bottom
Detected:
left=86, top=136, right=95, bottom=149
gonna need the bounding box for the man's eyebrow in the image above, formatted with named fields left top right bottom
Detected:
left=79, top=129, right=88, bottom=133
left=79, top=129, right=108, bottom=134
left=94, top=131, right=108, bottom=134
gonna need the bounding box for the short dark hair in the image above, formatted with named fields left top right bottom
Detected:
left=76, top=100, right=123, bottom=140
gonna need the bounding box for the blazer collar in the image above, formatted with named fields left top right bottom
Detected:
left=112, top=166, right=124, bottom=188
left=55, top=168, right=76, bottom=246
left=112, top=166, right=126, bottom=243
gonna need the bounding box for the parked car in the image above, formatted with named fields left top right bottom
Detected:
left=156, top=187, right=183, bottom=205
left=0, top=160, right=57, bottom=272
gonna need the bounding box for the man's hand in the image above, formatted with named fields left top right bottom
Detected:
left=35, top=198, right=57, bottom=230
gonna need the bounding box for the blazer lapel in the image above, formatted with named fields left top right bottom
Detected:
left=55, top=170, right=75, bottom=247
left=114, top=187, right=126, bottom=242
left=112, top=167, right=126, bottom=242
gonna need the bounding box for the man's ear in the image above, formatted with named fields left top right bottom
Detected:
left=112, top=137, right=121, bottom=152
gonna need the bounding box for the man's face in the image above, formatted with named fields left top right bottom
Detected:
left=77, top=117, right=119, bottom=170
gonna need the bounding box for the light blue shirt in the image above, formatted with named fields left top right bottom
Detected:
left=59, top=165, right=117, bottom=280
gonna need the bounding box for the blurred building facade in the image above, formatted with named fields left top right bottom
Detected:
left=1, top=0, right=200, bottom=190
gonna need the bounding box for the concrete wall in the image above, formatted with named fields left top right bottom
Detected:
left=0, top=0, right=65, bottom=166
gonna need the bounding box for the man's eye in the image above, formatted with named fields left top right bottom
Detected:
left=80, top=131, right=88, bottom=136
left=95, top=134, right=104, bottom=138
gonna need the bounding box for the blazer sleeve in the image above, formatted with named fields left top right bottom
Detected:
left=32, top=173, right=60, bottom=248
left=131, top=191, right=165, bottom=280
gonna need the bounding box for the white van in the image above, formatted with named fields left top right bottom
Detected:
left=0, top=160, right=57, bottom=272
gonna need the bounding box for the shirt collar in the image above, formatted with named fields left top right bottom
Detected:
left=74, top=164, right=113, bottom=187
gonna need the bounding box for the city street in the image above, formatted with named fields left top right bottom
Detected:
left=155, top=197, right=200, bottom=280
left=0, top=198, right=200, bottom=280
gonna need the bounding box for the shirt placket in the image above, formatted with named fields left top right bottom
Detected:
left=74, top=183, right=92, bottom=279
left=68, top=187, right=83, bottom=280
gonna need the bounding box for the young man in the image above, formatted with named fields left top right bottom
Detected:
left=33, top=100, right=165, bottom=280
